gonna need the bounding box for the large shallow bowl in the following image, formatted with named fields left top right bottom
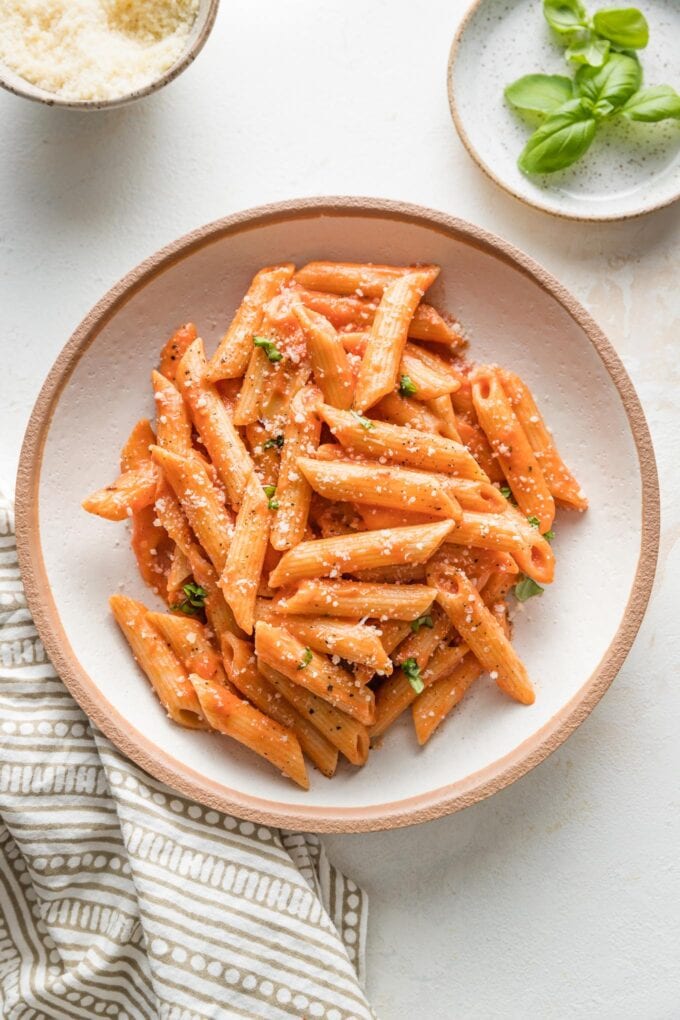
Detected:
left=16, top=197, right=659, bottom=832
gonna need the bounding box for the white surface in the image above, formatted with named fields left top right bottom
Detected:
left=451, top=0, right=680, bottom=219
left=39, top=205, right=642, bottom=813
left=0, top=0, right=677, bottom=1016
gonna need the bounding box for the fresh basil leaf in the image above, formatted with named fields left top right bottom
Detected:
left=544, top=528, right=556, bottom=541
left=566, top=34, right=611, bottom=67
left=621, top=85, right=680, bottom=121
left=543, top=0, right=588, bottom=34
left=576, top=52, right=642, bottom=109
left=593, top=98, right=616, bottom=118
left=505, top=74, right=575, bottom=114
left=171, top=581, right=207, bottom=616
left=519, top=99, right=597, bottom=173
left=592, top=7, right=649, bottom=48
left=351, top=410, right=375, bottom=430
left=401, top=657, right=424, bottom=694
left=262, top=434, right=284, bottom=450
left=527, top=516, right=541, bottom=529
left=514, top=576, right=545, bottom=602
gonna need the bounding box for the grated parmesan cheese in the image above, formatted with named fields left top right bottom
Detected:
left=0, top=0, right=199, bottom=101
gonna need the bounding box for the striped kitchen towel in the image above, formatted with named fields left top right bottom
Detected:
left=0, top=495, right=373, bottom=1020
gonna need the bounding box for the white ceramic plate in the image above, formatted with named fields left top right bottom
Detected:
left=448, top=0, right=680, bottom=220
left=16, top=198, right=659, bottom=832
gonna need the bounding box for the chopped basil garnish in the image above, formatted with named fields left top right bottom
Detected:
left=410, top=614, right=434, bottom=634
left=298, top=647, right=313, bottom=670
left=263, top=484, right=279, bottom=510
left=262, top=434, right=284, bottom=451
left=171, top=581, right=207, bottom=616
left=402, top=657, right=424, bottom=694
left=351, top=410, right=375, bottom=430
left=399, top=375, right=418, bottom=397
left=253, top=335, right=283, bottom=362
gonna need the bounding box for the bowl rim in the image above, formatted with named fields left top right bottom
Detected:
left=15, top=196, right=660, bottom=832
left=447, top=0, right=680, bottom=223
left=0, top=0, right=220, bottom=110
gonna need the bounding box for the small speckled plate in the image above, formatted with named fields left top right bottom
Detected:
left=448, top=0, right=680, bottom=220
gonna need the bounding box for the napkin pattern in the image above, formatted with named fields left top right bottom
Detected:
left=0, top=498, right=372, bottom=1020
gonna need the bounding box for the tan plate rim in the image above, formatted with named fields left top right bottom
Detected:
left=15, top=196, right=660, bottom=832
left=0, top=0, right=220, bottom=110
left=447, top=0, right=680, bottom=223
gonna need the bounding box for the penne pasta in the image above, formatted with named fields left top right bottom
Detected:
left=444, top=510, right=555, bottom=584
left=295, top=261, right=438, bottom=299
left=159, top=322, right=197, bottom=383
left=254, top=621, right=375, bottom=725
left=147, top=612, right=223, bottom=681
left=82, top=461, right=158, bottom=521
left=297, top=456, right=461, bottom=520
left=354, top=269, right=439, bottom=411
left=318, top=404, right=488, bottom=480
left=293, top=304, right=354, bottom=409
left=129, top=505, right=174, bottom=600
left=258, top=661, right=369, bottom=766
left=221, top=634, right=338, bottom=778
left=436, top=573, right=536, bottom=705
left=177, top=338, right=254, bottom=507
left=166, top=545, right=193, bottom=601
left=219, top=473, right=270, bottom=635
left=373, top=392, right=446, bottom=434
left=190, top=673, right=309, bottom=789
left=151, top=446, right=234, bottom=574
left=152, top=369, right=192, bottom=455
left=109, top=594, right=205, bottom=728
left=268, top=520, right=454, bottom=588
left=270, top=386, right=322, bottom=551
left=498, top=368, right=588, bottom=511
left=342, top=334, right=458, bottom=402
left=205, top=264, right=295, bottom=381
left=120, top=418, right=156, bottom=472
left=412, top=653, right=484, bottom=745
left=472, top=368, right=555, bottom=533
left=427, top=395, right=462, bottom=442
left=272, top=578, right=437, bottom=620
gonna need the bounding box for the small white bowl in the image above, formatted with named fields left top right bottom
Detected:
left=0, top=0, right=219, bottom=110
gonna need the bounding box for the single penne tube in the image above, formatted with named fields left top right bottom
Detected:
left=426, top=395, right=462, bottom=442
left=129, top=505, right=173, bottom=600
left=255, top=601, right=392, bottom=673
left=219, top=473, right=270, bottom=635
left=440, top=477, right=507, bottom=514
left=147, top=612, right=223, bottom=681
left=186, top=543, right=245, bottom=641
left=272, top=578, right=437, bottom=621
left=221, top=634, right=338, bottom=778
left=297, top=456, right=461, bottom=520
left=444, top=510, right=555, bottom=584
left=436, top=574, right=536, bottom=705
left=190, top=673, right=309, bottom=789
left=109, top=595, right=205, bottom=728
left=456, top=417, right=505, bottom=483
left=293, top=305, right=354, bottom=409
left=151, top=446, right=234, bottom=574
left=412, top=652, right=484, bottom=745
left=497, top=368, right=588, bottom=511
left=355, top=506, right=434, bottom=530
left=294, top=285, right=463, bottom=347
left=158, top=322, right=197, bottom=383
left=246, top=421, right=282, bottom=487
left=271, top=387, right=322, bottom=551
left=295, top=261, right=438, bottom=299
left=82, top=461, right=159, bottom=521
left=268, top=520, right=454, bottom=588
left=373, top=392, right=446, bottom=434
left=205, top=264, right=295, bottom=381
left=351, top=562, right=428, bottom=584
left=120, top=418, right=156, bottom=471
left=176, top=338, right=254, bottom=507
left=471, top=368, right=555, bottom=533
left=154, top=480, right=195, bottom=556
left=233, top=345, right=275, bottom=426
left=354, top=269, right=439, bottom=411
left=152, top=369, right=192, bottom=455
left=254, top=622, right=375, bottom=725
left=258, top=661, right=369, bottom=766
left=317, top=404, right=487, bottom=480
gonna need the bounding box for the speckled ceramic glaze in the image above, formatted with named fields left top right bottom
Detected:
left=15, top=200, right=659, bottom=831
left=449, top=0, right=680, bottom=220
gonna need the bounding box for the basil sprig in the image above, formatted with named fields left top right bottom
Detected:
left=505, top=2, right=680, bottom=174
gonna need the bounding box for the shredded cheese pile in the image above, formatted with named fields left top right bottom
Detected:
left=0, top=0, right=199, bottom=101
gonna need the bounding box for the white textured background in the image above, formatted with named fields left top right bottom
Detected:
left=1, top=1, right=678, bottom=1017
